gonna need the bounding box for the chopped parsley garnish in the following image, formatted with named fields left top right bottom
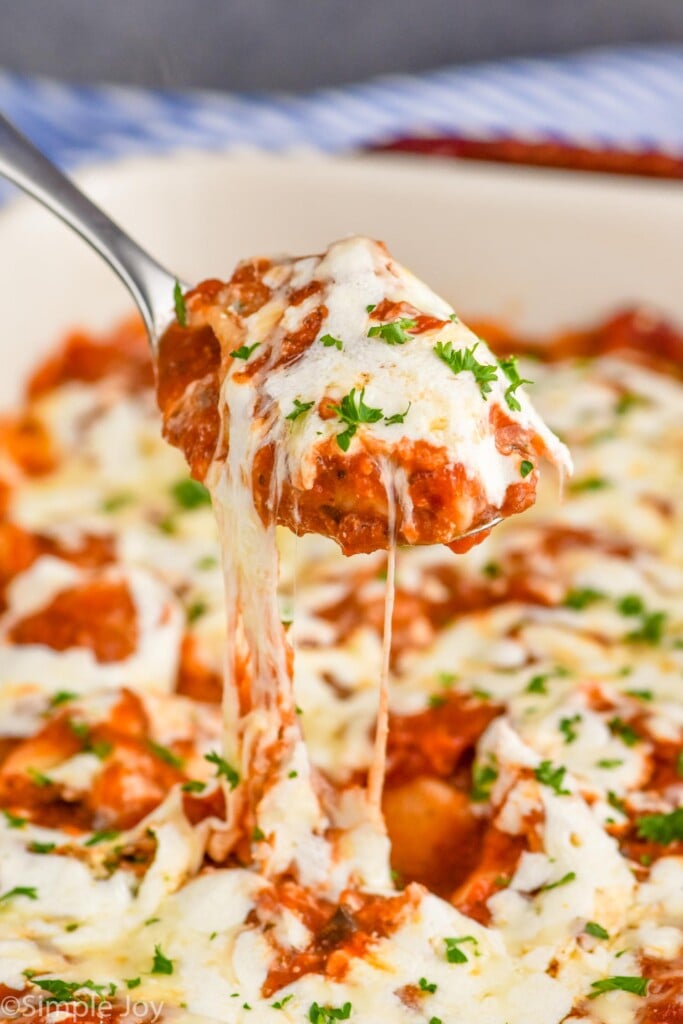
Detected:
left=520, top=459, right=534, bottom=478
left=366, top=304, right=376, bottom=313
left=444, top=935, right=478, bottom=964
left=23, top=974, right=110, bottom=1002
left=84, top=830, right=120, bottom=847
left=151, top=944, right=174, bottom=975
left=125, top=978, right=141, bottom=990
left=27, top=767, right=52, bottom=787
left=29, top=841, right=56, bottom=854
left=181, top=780, right=206, bottom=794
left=625, top=609, right=667, bottom=645
left=448, top=313, right=460, bottom=323
left=252, top=826, right=266, bottom=842
left=288, top=770, right=298, bottom=778
left=418, top=977, right=437, bottom=993
left=205, top=751, right=240, bottom=789
left=607, top=790, right=627, bottom=815
left=559, top=714, right=582, bottom=744
left=50, top=690, right=77, bottom=707
left=470, top=759, right=498, bottom=802
left=434, top=340, right=498, bottom=399
left=230, top=342, right=260, bottom=360
left=187, top=599, right=208, bottom=625
left=615, top=392, right=647, bottom=416
left=308, top=1001, right=352, bottom=1022
left=498, top=355, right=533, bottom=412
left=320, top=333, right=343, bottom=350
left=147, top=739, right=184, bottom=769
left=173, top=281, right=187, bottom=327
left=0, top=885, right=38, bottom=903
left=327, top=387, right=383, bottom=452
left=428, top=694, right=447, bottom=709
left=101, top=492, right=134, bottom=513
left=2, top=809, right=27, bottom=828
left=368, top=317, right=416, bottom=346
left=568, top=475, right=610, bottom=494
left=526, top=674, right=549, bottom=695
left=563, top=587, right=605, bottom=610
left=482, top=561, right=501, bottom=579
left=384, top=403, right=411, bottom=426
left=585, top=921, right=610, bottom=940
left=540, top=871, right=576, bottom=891
left=617, top=594, right=644, bottom=616
left=286, top=398, right=316, bottom=421
left=429, top=1018, right=443, bottom=1024
left=636, top=808, right=683, bottom=845
left=596, top=759, right=623, bottom=770
left=608, top=716, right=640, bottom=747
left=171, top=478, right=211, bottom=509
left=588, top=976, right=648, bottom=999
left=534, top=760, right=570, bottom=795
left=272, top=995, right=294, bottom=1010
left=625, top=688, right=653, bottom=702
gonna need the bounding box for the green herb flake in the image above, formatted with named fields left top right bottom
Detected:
left=625, top=610, right=667, bottom=645
left=84, top=830, right=120, bottom=847
left=173, top=281, right=187, bottom=327
left=0, top=885, right=38, bottom=903
left=252, top=826, right=266, bottom=842
left=230, top=342, right=260, bottom=360
left=384, top=403, right=411, bottom=426
left=588, top=976, right=648, bottom=999
left=181, top=780, right=206, bottom=794
left=2, top=809, right=27, bottom=828
left=540, top=871, right=576, bottom=892
left=101, top=492, right=134, bottom=513
left=636, top=808, right=683, bottom=845
left=585, top=921, right=610, bottom=940
left=271, top=994, right=294, bottom=1010
left=50, top=690, right=78, bottom=707
left=327, top=387, right=383, bottom=452
left=29, top=841, right=56, bottom=854
left=559, top=714, right=582, bottom=744
left=368, top=317, right=416, bottom=346
left=470, top=759, right=498, bottom=803
left=187, top=599, right=208, bottom=625
left=563, top=587, right=605, bottom=610
left=147, top=739, right=184, bottom=769
left=498, top=355, right=533, bottom=412
left=308, top=1000, right=352, bottom=1022
left=596, top=759, right=623, bottom=770
left=27, top=767, right=52, bottom=787
left=526, top=674, right=549, bottom=695
left=617, top=594, right=644, bottom=616
left=625, top=689, right=653, bottom=702
left=151, top=944, right=174, bottom=975
left=171, top=478, right=211, bottom=509
left=418, top=977, right=437, bottom=993
left=320, top=333, right=343, bottom=350
left=482, top=561, right=502, bottom=579
left=286, top=398, right=316, bottom=422
left=125, top=978, right=141, bottom=990
left=205, top=751, right=240, bottom=789
left=608, top=717, right=640, bottom=747
left=444, top=935, right=478, bottom=964
left=534, top=760, right=570, bottom=795
left=434, top=340, right=498, bottom=399
left=569, top=476, right=610, bottom=494
left=520, top=460, right=534, bottom=478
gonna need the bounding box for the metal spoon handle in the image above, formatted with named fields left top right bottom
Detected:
left=0, top=112, right=179, bottom=345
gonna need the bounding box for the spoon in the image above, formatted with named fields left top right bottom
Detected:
left=0, top=111, right=503, bottom=546
left=0, top=111, right=184, bottom=344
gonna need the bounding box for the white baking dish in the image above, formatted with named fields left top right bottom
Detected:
left=0, top=149, right=681, bottom=406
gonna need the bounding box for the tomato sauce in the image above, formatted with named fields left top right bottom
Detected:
left=9, top=579, right=138, bottom=663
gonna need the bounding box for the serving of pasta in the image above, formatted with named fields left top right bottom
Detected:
left=0, top=236, right=681, bottom=1024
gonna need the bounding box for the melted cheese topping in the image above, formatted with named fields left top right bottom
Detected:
left=0, top=298, right=680, bottom=1024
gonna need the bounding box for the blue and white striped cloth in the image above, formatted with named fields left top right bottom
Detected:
left=1, top=45, right=682, bottom=173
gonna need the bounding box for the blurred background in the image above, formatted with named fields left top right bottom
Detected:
left=2, top=0, right=683, bottom=91
left=0, top=1, right=682, bottom=181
